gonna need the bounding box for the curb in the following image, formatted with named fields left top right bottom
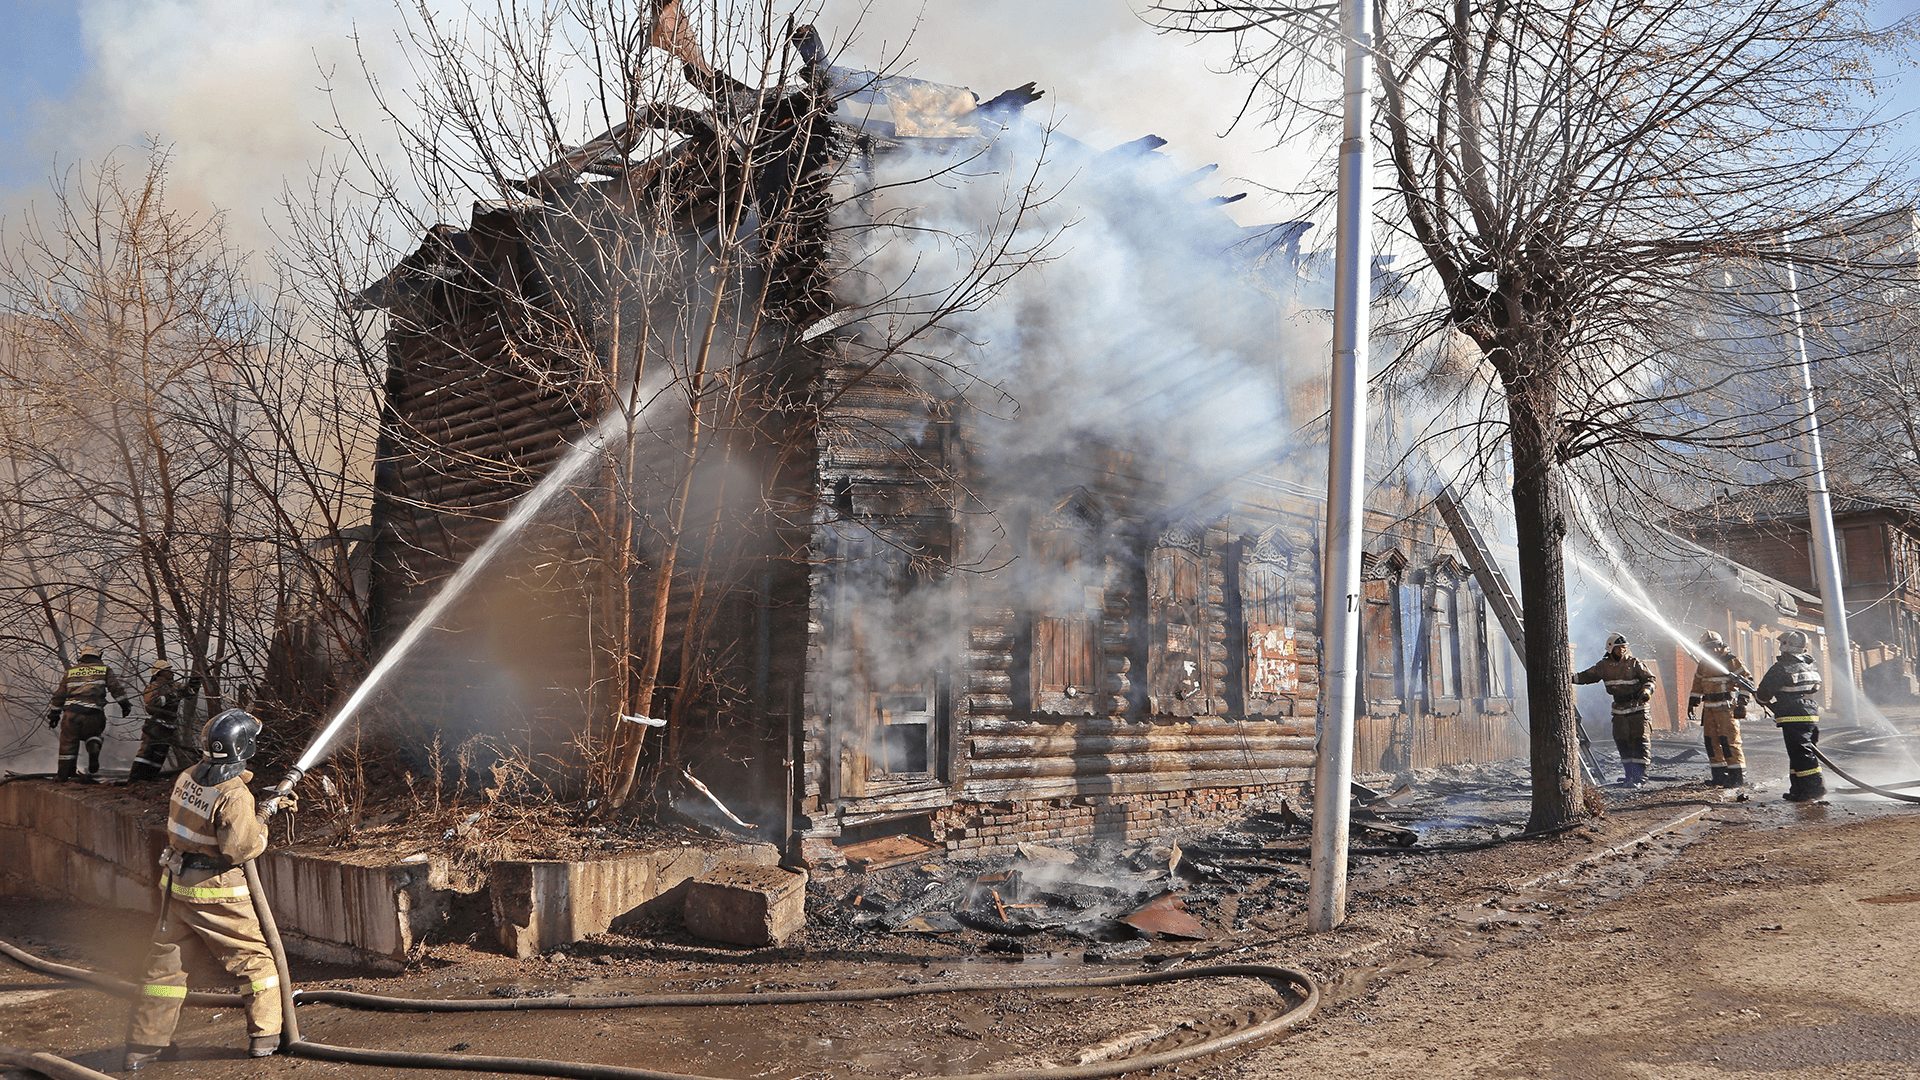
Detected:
left=1510, top=804, right=1721, bottom=891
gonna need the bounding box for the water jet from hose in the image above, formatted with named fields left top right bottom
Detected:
left=267, top=410, right=628, bottom=808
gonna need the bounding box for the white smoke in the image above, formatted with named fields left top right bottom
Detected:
left=803, top=105, right=1328, bottom=753
left=5, top=0, right=403, bottom=255
left=814, top=0, right=1306, bottom=223
left=2, top=1, right=1307, bottom=261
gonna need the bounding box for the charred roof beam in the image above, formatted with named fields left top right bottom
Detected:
left=525, top=104, right=718, bottom=188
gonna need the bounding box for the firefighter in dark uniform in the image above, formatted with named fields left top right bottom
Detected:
left=124, top=708, right=292, bottom=1070
left=1688, top=631, right=1753, bottom=788
left=46, top=647, right=132, bottom=782
left=1573, top=632, right=1658, bottom=786
left=1753, top=630, right=1828, bottom=802
left=129, top=660, right=200, bottom=783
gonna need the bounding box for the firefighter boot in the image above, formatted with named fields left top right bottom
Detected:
left=1723, top=767, right=1746, bottom=789
left=85, top=737, right=102, bottom=775
left=122, top=1044, right=166, bottom=1072
left=1622, top=763, right=1646, bottom=787
left=250, top=1036, right=280, bottom=1058
left=1708, top=766, right=1728, bottom=787
left=1784, top=772, right=1828, bottom=802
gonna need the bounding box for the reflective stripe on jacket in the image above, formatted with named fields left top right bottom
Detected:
left=52, top=663, right=128, bottom=709
left=1755, top=652, right=1822, bottom=721
left=1574, top=655, right=1656, bottom=713
left=163, top=769, right=266, bottom=903
left=1689, top=652, right=1750, bottom=709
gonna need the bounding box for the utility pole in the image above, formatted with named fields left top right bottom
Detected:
left=1309, top=0, right=1373, bottom=933
left=1783, top=252, right=1857, bottom=726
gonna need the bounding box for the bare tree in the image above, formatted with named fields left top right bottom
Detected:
left=1159, top=0, right=1915, bottom=827
left=1800, top=213, right=1920, bottom=509
left=0, top=149, right=380, bottom=768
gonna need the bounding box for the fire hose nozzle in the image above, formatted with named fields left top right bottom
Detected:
left=259, top=766, right=305, bottom=820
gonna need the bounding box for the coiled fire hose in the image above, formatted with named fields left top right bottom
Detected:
left=1, top=868, right=1319, bottom=1080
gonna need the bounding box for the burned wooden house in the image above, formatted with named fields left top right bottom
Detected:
left=360, top=32, right=1534, bottom=863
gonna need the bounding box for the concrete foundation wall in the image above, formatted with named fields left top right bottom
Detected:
left=0, top=783, right=444, bottom=970
left=252, top=852, right=456, bottom=970
left=0, top=782, right=167, bottom=915
left=0, top=782, right=780, bottom=968
left=492, top=842, right=780, bottom=958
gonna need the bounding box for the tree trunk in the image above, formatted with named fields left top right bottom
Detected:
left=602, top=474, right=688, bottom=811
left=1503, top=361, right=1588, bottom=831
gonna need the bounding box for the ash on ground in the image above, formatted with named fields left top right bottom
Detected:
left=788, top=747, right=1716, bottom=962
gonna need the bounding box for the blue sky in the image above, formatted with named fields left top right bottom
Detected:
left=0, top=0, right=83, bottom=192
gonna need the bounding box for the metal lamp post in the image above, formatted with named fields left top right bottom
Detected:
left=1308, top=0, right=1374, bottom=933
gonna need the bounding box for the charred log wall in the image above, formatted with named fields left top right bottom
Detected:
left=367, top=219, right=599, bottom=778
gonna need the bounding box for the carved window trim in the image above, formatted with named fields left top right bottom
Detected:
left=1360, top=548, right=1408, bottom=707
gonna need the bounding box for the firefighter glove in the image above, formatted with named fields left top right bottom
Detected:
left=46, top=709, right=60, bottom=728
left=257, top=789, right=297, bottom=822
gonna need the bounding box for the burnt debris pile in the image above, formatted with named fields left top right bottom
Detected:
left=800, top=761, right=1559, bottom=955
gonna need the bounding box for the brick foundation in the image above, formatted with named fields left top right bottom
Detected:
left=931, top=782, right=1296, bottom=858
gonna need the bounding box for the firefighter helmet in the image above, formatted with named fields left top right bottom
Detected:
left=196, top=709, right=260, bottom=785
left=1779, top=630, right=1810, bottom=653
left=1699, top=631, right=1725, bottom=649
left=1606, top=632, right=1629, bottom=652
left=77, top=647, right=102, bottom=662
left=151, top=659, right=173, bottom=674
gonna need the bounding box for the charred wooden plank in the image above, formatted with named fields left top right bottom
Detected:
left=963, top=748, right=1317, bottom=779
left=966, top=718, right=1314, bottom=738
left=968, top=734, right=1318, bottom=758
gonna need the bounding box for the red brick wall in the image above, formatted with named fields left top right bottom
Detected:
left=932, top=783, right=1293, bottom=858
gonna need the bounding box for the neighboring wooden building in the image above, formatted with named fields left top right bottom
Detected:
left=1576, top=534, right=1831, bottom=734
left=359, top=44, right=1533, bottom=863
left=1680, top=480, right=1916, bottom=703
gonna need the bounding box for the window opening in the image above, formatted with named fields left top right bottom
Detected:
left=1150, top=533, right=1209, bottom=709
left=1481, top=595, right=1514, bottom=697
left=1432, top=578, right=1461, bottom=699
left=872, top=691, right=936, bottom=777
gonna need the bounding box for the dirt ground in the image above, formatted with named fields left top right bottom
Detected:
left=4, top=722, right=1918, bottom=1080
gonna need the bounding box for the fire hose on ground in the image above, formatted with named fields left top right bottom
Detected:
left=1715, top=671, right=1920, bottom=805
left=0, top=867, right=1320, bottom=1080
left=1810, top=745, right=1920, bottom=804
left=5, top=726, right=1906, bottom=1079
